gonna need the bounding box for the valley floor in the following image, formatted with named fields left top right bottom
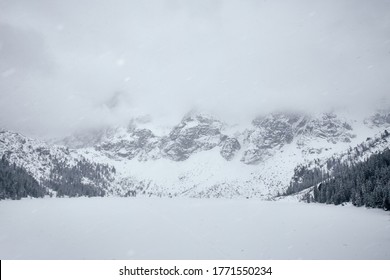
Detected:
left=0, top=198, right=389, bottom=259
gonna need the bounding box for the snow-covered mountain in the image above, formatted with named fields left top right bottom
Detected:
left=1, top=108, right=390, bottom=198
left=0, top=129, right=114, bottom=197
left=0, top=129, right=74, bottom=184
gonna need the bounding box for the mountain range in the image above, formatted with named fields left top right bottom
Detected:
left=1, top=107, right=390, bottom=199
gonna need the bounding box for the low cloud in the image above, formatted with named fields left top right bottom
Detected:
left=1, top=0, right=390, bottom=138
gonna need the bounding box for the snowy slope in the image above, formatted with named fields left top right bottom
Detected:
left=0, top=129, right=75, bottom=183
left=0, top=129, right=114, bottom=195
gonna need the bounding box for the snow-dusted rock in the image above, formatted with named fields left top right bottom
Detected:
left=220, top=136, right=241, bottom=161
left=161, top=114, right=223, bottom=161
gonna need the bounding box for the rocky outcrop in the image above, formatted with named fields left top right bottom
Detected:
left=220, top=137, right=241, bottom=160
left=96, top=127, right=160, bottom=161
left=58, top=111, right=359, bottom=166
left=241, top=113, right=306, bottom=164
left=303, top=113, right=355, bottom=144
left=241, top=112, right=355, bottom=164
left=161, top=114, right=224, bottom=161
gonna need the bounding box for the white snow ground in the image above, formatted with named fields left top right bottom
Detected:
left=0, top=198, right=389, bottom=260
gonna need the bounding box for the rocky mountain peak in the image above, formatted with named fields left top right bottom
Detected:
left=241, top=112, right=307, bottom=164
left=161, top=114, right=224, bottom=161
left=96, top=126, right=160, bottom=161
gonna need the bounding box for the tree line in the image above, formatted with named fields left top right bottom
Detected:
left=0, top=156, right=46, bottom=199
left=285, top=144, right=390, bottom=210
left=0, top=155, right=116, bottom=200
left=44, top=157, right=115, bottom=197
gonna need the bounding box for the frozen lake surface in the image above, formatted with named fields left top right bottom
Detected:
left=0, top=198, right=389, bottom=259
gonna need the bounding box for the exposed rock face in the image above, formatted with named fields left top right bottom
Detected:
left=220, top=137, right=241, bottom=160
left=241, top=113, right=306, bottom=164
left=241, top=112, right=355, bottom=164
left=161, top=115, right=224, bottom=161
left=57, top=111, right=359, bottom=166
left=96, top=127, right=160, bottom=161
left=303, top=113, right=355, bottom=144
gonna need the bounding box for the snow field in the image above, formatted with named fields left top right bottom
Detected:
left=0, top=198, right=389, bottom=259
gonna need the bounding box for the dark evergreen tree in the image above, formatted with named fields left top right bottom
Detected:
left=44, top=157, right=114, bottom=197
left=0, top=156, right=46, bottom=200
left=284, top=146, right=390, bottom=210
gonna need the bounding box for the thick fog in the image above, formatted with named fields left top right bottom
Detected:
left=1, top=0, right=390, bottom=138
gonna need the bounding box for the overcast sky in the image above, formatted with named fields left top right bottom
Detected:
left=1, top=0, right=390, bottom=138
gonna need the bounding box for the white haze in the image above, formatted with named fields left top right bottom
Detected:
left=0, top=0, right=390, bottom=138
